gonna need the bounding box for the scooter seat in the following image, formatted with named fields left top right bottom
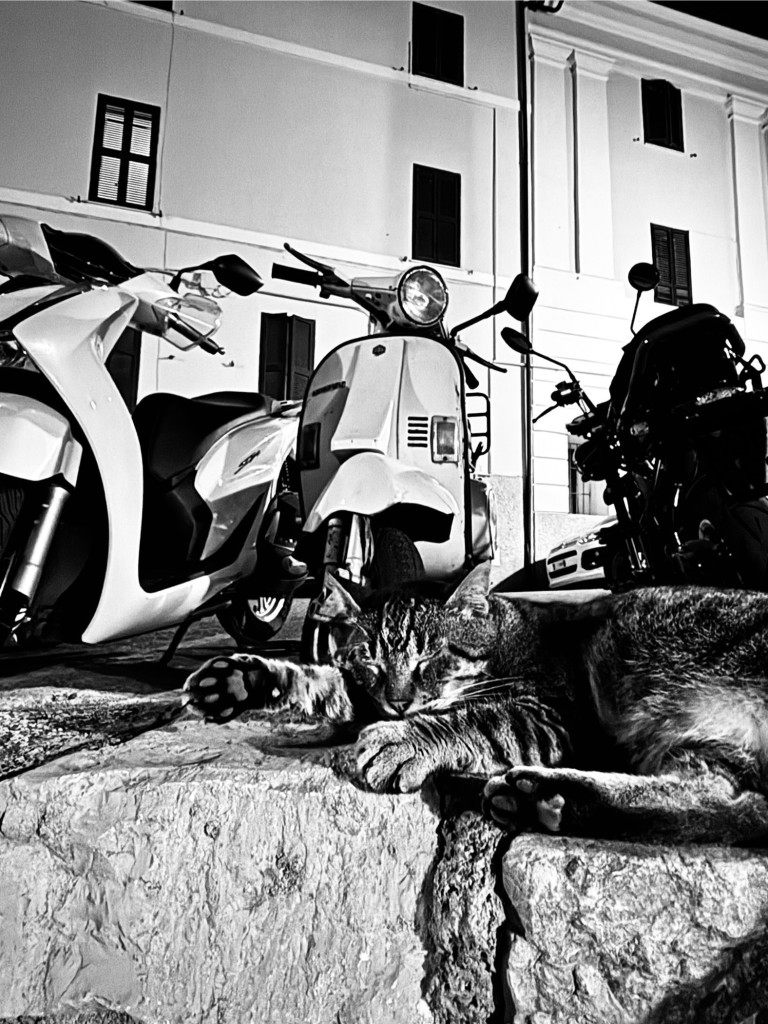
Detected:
left=133, top=390, right=277, bottom=486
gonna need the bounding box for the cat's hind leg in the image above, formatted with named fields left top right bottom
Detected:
left=483, top=763, right=768, bottom=845
left=184, top=654, right=352, bottom=723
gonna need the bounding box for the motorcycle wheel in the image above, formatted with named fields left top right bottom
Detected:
left=302, top=526, right=424, bottom=663
left=217, top=595, right=293, bottom=648
left=0, top=475, right=28, bottom=645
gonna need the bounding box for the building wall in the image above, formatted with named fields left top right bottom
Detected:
left=2, top=0, right=768, bottom=580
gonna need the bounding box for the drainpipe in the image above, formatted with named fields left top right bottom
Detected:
left=515, top=0, right=563, bottom=585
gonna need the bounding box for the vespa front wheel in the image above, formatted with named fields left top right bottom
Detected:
left=217, top=595, right=294, bottom=647
left=370, top=526, right=424, bottom=587
left=302, top=526, right=424, bottom=663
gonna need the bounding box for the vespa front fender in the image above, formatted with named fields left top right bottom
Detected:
left=0, top=393, right=82, bottom=485
left=303, top=451, right=458, bottom=534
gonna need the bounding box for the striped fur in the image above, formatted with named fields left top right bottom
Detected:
left=185, top=565, right=768, bottom=843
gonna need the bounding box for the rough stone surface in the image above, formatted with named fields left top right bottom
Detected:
left=0, top=715, right=440, bottom=1024
left=501, top=834, right=768, bottom=1024
left=420, top=812, right=505, bottom=1024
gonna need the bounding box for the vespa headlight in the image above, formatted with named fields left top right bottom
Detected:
left=155, top=294, right=222, bottom=350
left=397, top=266, right=448, bottom=327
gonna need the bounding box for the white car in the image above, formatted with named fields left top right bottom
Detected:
left=545, top=517, right=616, bottom=589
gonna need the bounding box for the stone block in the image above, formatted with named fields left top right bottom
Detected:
left=501, top=834, right=768, bottom=1024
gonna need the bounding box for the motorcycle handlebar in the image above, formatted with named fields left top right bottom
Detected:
left=272, top=263, right=324, bottom=288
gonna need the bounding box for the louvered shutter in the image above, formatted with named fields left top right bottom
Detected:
left=90, top=95, right=160, bottom=211
left=287, top=317, right=316, bottom=401
left=651, top=224, right=691, bottom=307
left=259, top=314, right=316, bottom=401
left=413, top=164, right=461, bottom=267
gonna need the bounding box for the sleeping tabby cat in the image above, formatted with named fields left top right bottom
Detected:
left=184, top=563, right=768, bottom=845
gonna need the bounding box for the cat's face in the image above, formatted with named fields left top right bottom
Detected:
left=318, top=565, right=497, bottom=718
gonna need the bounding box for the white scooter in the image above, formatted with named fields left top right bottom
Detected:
left=272, top=244, right=538, bottom=657
left=0, top=216, right=304, bottom=655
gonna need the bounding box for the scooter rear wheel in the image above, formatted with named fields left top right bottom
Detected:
left=217, top=595, right=293, bottom=647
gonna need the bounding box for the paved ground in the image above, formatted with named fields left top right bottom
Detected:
left=0, top=601, right=308, bottom=783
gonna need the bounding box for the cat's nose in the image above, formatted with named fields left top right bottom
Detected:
left=389, top=699, right=410, bottom=715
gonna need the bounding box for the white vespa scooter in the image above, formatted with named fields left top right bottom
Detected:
left=271, top=244, right=538, bottom=656
left=0, top=216, right=304, bottom=655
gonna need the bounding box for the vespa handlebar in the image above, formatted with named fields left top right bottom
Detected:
left=271, top=263, right=324, bottom=288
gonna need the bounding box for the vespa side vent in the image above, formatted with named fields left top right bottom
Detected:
left=407, top=416, right=429, bottom=448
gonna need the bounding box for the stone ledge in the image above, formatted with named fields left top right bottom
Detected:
left=2, top=715, right=768, bottom=1024
left=0, top=716, right=440, bottom=1024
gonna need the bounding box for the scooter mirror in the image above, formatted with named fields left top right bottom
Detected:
left=503, top=274, right=539, bottom=321
left=204, top=255, right=264, bottom=296
left=627, top=262, right=659, bottom=293
left=501, top=326, right=532, bottom=355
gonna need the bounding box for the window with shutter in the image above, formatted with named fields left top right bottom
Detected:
left=259, top=313, right=316, bottom=401
left=89, top=95, right=160, bottom=211
left=412, top=164, right=461, bottom=267
left=641, top=79, right=684, bottom=152
left=651, top=224, right=692, bottom=307
left=411, top=3, right=464, bottom=87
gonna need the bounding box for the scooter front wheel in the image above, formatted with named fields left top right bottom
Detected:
left=217, top=595, right=293, bottom=647
left=0, top=475, right=29, bottom=645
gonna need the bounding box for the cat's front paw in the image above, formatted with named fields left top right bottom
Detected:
left=183, top=655, right=285, bottom=723
left=355, top=721, right=434, bottom=793
left=483, top=766, right=566, bottom=834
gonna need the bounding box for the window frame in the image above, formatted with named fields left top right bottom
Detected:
left=641, top=78, right=684, bottom=152
left=411, top=2, right=464, bottom=88
left=412, top=163, right=461, bottom=268
left=651, top=223, right=692, bottom=307
left=89, top=94, right=161, bottom=212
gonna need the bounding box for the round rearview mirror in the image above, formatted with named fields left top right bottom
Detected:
left=205, top=254, right=264, bottom=296
left=501, top=326, right=532, bottom=355
left=627, top=262, right=659, bottom=293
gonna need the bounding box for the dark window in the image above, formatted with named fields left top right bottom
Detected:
left=106, top=327, right=141, bottom=412
left=131, top=1, right=174, bottom=9
left=89, top=95, right=161, bottom=211
left=259, top=314, right=316, bottom=401
left=651, top=224, right=692, bottom=306
left=412, top=164, right=461, bottom=266
left=411, top=3, right=464, bottom=87
left=568, top=438, right=608, bottom=515
left=641, top=79, right=684, bottom=151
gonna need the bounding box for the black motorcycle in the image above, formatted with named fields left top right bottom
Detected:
left=504, top=263, right=768, bottom=591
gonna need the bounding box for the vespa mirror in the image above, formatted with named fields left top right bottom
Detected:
left=627, top=262, right=659, bottom=293
left=503, top=274, right=539, bottom=321
left=501, top=326, right=532, bottom=355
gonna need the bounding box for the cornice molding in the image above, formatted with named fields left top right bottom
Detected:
left=80, top=0, right=518, bottom=113
left=726, top=95, right=768, bottom=127
left=529, top=2, right=768, bottom=104
left=568, top=49, right=616, bottom=82
left=529, top=34, right=573, bottom=69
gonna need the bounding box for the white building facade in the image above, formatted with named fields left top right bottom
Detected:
left=1, top=0, right=767, bottom=578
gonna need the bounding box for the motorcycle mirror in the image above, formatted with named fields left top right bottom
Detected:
left=203, top=254, right=264, bottom=296
left=501, top=326, right=532, bottom=355
left=170, top=255, right=264, bottom=296
left=503, top=274, right=539, bottom=321
left=627, top=262, right=659, bottom=293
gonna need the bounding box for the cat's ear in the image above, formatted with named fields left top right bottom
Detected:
left=311, top=569, right=362, bottom=623
left=445, top=561, right=491, bottom=617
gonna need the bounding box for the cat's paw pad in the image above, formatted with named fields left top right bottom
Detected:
left=355, top=721, right=430, bottom=793
left=483, top=767, right=565, bottom=834
left=183, top=655, right=284, bottom=723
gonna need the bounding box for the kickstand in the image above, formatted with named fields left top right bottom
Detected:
left=158, top=617, right=193, bottom=668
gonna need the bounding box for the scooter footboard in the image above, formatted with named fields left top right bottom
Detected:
left=0, top=394, right=82, bottom=485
